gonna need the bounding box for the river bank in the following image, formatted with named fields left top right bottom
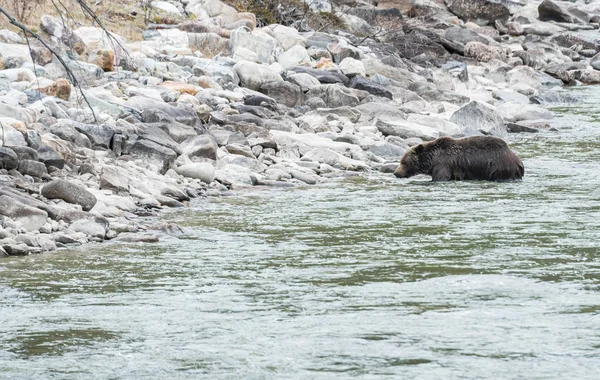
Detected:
left=2, top=82, right=600, bottom=377
left=0, top=0, right=599, bottom=255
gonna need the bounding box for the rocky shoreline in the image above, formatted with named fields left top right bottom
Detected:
left=0, top=0, right=598, bottom=256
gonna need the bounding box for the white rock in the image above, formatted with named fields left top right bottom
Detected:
left=302, top=148, right=369, bottom=171
left=277, top=45, right=310, bottom=70
left=187, top=0, right=240, bottom=25
left=496, top=103, right=553, bottom=122
left=233, top=60, right=283, bottom=91
left=214, top=164, right=255, bottom=188
left=0, top=68, right=36, bottom=82
left=233, top=47, right=260, bottom=63
left=125, top=86, right=164, bottom=101
left=74, top=27, right=128, bottom=65
left=151, top=1, right=181, bottom=14
left=506, top=66, right=542, bottom=89
left=303, top=0, right=331, bottom=13
left=174, top=162, right=216, bottom=183
left=0, top=103, right=39, bottom=126
left=230, top=28, right=275, bottom=64
left=338, top=57, right=365, bottom=77
left=0, top=43, right=32, bottom=63
left=268, top=24, right=306, bottom=51
left=0, top=121, right=27, bottom=146
left=406, top=114, right=463, bottom=136
left=376, top=117, right=440, bottom=141
left=288, top=73, right=320, bottom=91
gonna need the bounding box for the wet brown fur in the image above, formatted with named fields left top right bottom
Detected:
left=394, top=136, right=524, bottom=181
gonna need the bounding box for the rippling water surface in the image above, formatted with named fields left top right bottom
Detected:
left=2, top=88, right=600, bottom=379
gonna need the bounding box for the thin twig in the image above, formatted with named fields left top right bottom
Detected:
left=75, top=0, right=129, bottom=58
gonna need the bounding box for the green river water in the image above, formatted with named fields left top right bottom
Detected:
left=1, top=87, right=600, bottom=379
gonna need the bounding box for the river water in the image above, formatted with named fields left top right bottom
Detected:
left=2, top=87, right=600, bottom=379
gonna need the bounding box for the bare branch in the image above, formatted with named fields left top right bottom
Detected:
left=74, top=0, right=129, bottom=59
left=0, top=5, right=97, bottom=122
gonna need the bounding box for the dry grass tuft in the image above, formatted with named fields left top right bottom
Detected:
left=0, top=0, right=149, bottom=41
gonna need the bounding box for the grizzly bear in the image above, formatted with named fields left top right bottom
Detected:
left=394, top=136, right=524, bottom=181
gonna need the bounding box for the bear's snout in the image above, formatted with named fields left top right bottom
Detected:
left=394, top=166, right=407, bottom=178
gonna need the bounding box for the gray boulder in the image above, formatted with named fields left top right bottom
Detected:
left=137, top=126, right=182, bottom=154
left=0, top=195, right=48, bottom=231
left=590, top=53, right=600, bottom=71
left=551, top=33, right=599, bottom=52
left=305, top=32, right=339, bottom=50
left=18, top=160, right=48, bottom=178
left=492, top=89, right=530, bottom=104
left=392, top=30, right=448, bottom=60
left=464, top=41, right=505, bottom=62
left=449, top=101, right=507, bottom=137
left=290, top=170, right=317, bottom=185
left=441, top=61, right=469, bottom=82
left=74, top=123, right=114, bottom=149
left=46, top=60, right=103, bottom=83
left=42, top=179, right=97, bottom=211
left=129, top=139, right=177, bottom=174
left=226, top=144, right=255, bottom=158
left=408, top=82, right=469, bottom=105
left=496, top=103, right=553, bottom=122
left=0, top=187, right=60, bottom=220
left=292, top=66, right=349, bottom=85
left=215, top=164, right=256, bottom=188
left=260, top=81, right=302, bottom=107
left=316, top=106, right=361, bottom=123
left=287, top=73, right=321, bottom=92
left=233, top=60, right=283, bottom=91
left=444, top=27, right=489, bottom=45
left=3, top=244, right=29, bottom=256
left=446, top=0, right=510, bottom=26
left=152, top=121, right=197, bottom=143
left=60, top=211, right=109, bottom=239
left=376, top=117, right=440, bottom=141
left=348, top=76, right=393, bottom=99
left=38, top=145, right=65, bottom=169
left=306, top=84, right=359, bottom=108
left=174, top=163, right=215, bottom=183
left=0, top=147, right=18, bottom=170
left=192, top=61, right=239, bottom=86
left=50, top=121, right=92, bottom=147
left=40, top=15, right=86, bottom=54
left=179, top=134, right=218, bottom=160
left=538, top=0, right=578, bottom=24
left=15, top=234, right=57, bottom=252
left=100, top=165, right=130, bottom=193
left=126, top=96, right=197, bottom=126
left=364, top=141, right=406, bottom=160
left=0, top=123, right=28, bottom=146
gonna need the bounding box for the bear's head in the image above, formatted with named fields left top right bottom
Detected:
left=394, top=144, right=430, bottom=178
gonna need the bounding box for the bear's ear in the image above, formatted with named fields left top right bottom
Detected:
left=415, top=144, right=424, bottom=154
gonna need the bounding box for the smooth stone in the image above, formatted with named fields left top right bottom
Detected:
left=115, top=232, right=160, bottom=243
left=154, top=194, right=185, bottom=208
left=290, top=170, right=317, bottom=185
left=17, top=160, right=48, bottom=178
left=60, top=211, right=109, bottom=239
left=0, top=195, right=48, bottom=232
left=174, top=163, right=215, bottom=184
left=449, top=101, right=507, bottom=137
left=0, top=147, right=19, bottom=170
left=41, top=179, right=97, bottom=211
left=233, top=60, right=283, bottom=91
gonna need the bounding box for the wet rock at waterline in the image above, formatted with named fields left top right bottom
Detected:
left=41, top=179, right=97, bottom=212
